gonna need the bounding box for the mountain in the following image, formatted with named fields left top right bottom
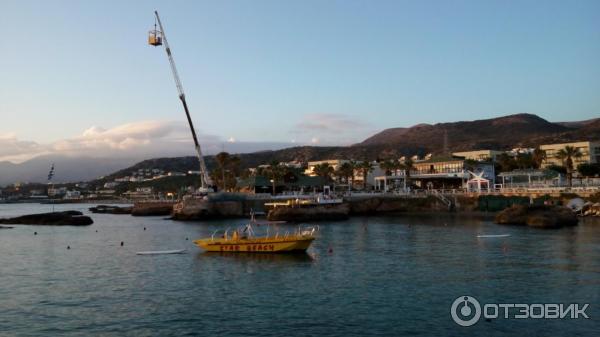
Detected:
left=95, top=113, right=600, bottom=184
left=556, top=117, right=600, bottom=129
left=359, top=113, right=575, bottom=152
left=0, top=155, right=140, bottom=186
left=4, top=113, right=600, bottom=186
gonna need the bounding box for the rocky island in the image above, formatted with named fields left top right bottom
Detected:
left=0, top=211, right=93, bottom=226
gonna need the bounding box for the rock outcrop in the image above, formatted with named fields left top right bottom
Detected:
left=171, top=198, right=244, bottom=220
left=0, top=211, right=93, bottom=226
left=131, top=202, right=174, bottom=216
left=267, top=204, right=350, bottom=222
left=495, top=205, right=578, bottom=229
left=347, top=196, right=457, bottom=214
left=89, top=205, right=133, bottom=214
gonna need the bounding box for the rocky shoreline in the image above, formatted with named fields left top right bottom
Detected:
left=79, top=193, right=595, bottom=226
left=495, top=204, right=578, bottom=229
left=267, top=204, right=350, bottom=222
left=131, top=201, right=174, bottom=216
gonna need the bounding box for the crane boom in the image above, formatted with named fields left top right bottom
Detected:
left=154, top=10, right=211, bottom=190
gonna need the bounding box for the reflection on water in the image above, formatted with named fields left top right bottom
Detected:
left=0, top=204, right=599, bottom=336
left=198, top=251, right=315, bottom=263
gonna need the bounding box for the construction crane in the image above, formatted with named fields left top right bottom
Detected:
left=149, top=10, right=212, bottom=192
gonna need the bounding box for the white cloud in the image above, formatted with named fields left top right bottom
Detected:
left=293, top=113, right=374, bottom=145
left=0, top=133, right=49, bottom=162
left=0, top=120, right=294, bottom=164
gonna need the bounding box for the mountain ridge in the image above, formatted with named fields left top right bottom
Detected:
left=2, top=113, right=599, bottom=186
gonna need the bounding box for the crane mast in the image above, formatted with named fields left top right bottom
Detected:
left=152, top=10, right=212, bottom=191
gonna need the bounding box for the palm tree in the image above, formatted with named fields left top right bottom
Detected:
left=215, top=152, right=231, bottom=191
left=532, top=148, right=546, bottom=169
left=335, top=162, right=354, bottom=185
left=358, top=161, right=374, bottom=189
left=313, top=163, right=334, bottom=182
left=402, top=158, right=414, bottom=190
left=227, top=156, right=241, bottom=191
left=555, top=146, right=582, bottom=187
left=266, top=161, right=285, bottom=195
left=349, top=160, right=359, bottom=188
left=379, top=160, right=396, bottom=176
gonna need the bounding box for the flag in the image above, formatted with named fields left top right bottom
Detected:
left=48, top=163, right=55, bottom=181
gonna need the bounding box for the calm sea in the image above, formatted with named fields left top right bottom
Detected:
left=0, top=203, right=598, bottom=336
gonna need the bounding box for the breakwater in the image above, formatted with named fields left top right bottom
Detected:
left=129, top=192, right=596, bottom=221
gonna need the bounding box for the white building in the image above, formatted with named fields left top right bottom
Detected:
left=104, top=182, right=120, bottom=189
left=453, top=150, right=504, bottom=161
left=352, top=162, right=385, bottom=189
left=541, top=141, right=600, bottom=169
left=65, top=190, right=81, bottom=199
left=304, top=160, right=350, bottom=177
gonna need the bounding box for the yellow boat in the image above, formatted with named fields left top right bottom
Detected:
left=194, top=217, right=318, bottom=253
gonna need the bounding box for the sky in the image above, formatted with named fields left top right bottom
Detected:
left=1, top=0, right=599, bottom=163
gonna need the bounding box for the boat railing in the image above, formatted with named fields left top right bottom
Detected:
left=210, top=227, right=231, bottom=241
left=298, top=225, right=319, bottom=237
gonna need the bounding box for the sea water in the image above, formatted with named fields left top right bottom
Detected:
left=1, top=203, right=599, bottom=336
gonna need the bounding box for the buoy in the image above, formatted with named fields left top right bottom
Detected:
left=185, top=237, right=189, bottom=240
left=143, top=227, right=146, bottom=231
left=67, top=246, right=70, bottom=250
left=120, top=241, right=124, bottom=246
left=328, top=247, right=333, bottom=253
left=95, top=230, right=98, bottom=232
left=34, top=232, right=37, bottom=235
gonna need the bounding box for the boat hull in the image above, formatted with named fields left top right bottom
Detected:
left=194, top=237, right=314, bottom=253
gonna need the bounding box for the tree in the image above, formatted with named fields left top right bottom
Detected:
left=577, top=163, right=600, bottom=177
left=335, top=162, right=354, bottom=185
left=547, top=164, right=566, bottom=175
left=265, top=161, right=285, bottom=195
left=313, top=163, right=334, bottom=182
left=212, top=152, right=241, bottom=192
left=515, top=153, right=534, bottom=169
left=358, top=161, right=374, bottom=189
left=495, top=153, right=517, bottom=173
left=349, top=160, right=359, bottom=188
left=379, top=160, right=396, bottom=176
left=532, top=148, right=546, bottom=169
left=215, top=152, right=231, bottom=191
left=555, top=146, right=583, bottom=187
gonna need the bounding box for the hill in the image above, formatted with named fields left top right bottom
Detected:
left=360, top=113, right=576, bottom=151
left=5, top=113, right=600, bottom=187
left=0, top=155, right=139, bottom=186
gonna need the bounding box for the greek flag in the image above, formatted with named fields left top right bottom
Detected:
left=48, top=163, right=55, bottom=181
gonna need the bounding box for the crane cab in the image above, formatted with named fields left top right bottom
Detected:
left=148, top=29, right=162, bottom=46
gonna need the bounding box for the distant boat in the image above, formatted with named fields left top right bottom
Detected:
left=477, top=234, right=511, bottom=238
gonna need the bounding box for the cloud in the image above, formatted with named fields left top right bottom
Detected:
left=296, top=113, right=369, bottom=132
left=50, top=120, right=186, bottom=153
left=0, top=121, right=294, bottom=164
left=0, top=133, right=49, bottom=162
left=293, top=113, right=374, bottom=145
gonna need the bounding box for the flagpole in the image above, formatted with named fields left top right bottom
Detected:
left=48, top=163, right=55, bottom=213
